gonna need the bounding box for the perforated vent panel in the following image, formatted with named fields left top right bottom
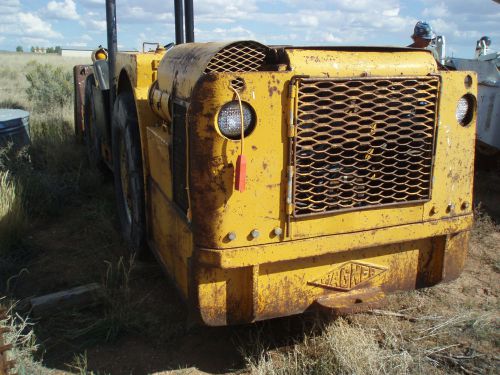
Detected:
left=205, top=42, right=267, bottom=73
left=293, top=76, right=439, bottom=217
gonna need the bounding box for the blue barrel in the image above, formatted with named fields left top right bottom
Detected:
left=0, top=109, right=30, bottom=149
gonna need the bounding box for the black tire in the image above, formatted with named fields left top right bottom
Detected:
left=84, top=74, right=105, bottom=169
left=112, top=91, right=147, bottom=256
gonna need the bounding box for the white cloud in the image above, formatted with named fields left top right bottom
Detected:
left=46, top=0, right=80, bottom=20
left=290, top=15, right=319, bottom=27
left=87, top=19, right=107, bottom=32
left=383, top=8, right=400, bottom=17
left=81, top=0, right=104, bottom=4
left=197, top=26, right=256, bottom=41
left=422, top=2, right=448, bottom=18
left=68, top=41, right=88, bottom=47
left=323, top=32, right=343, bottom=43
left=18, top=12, right=62, bottom=38
left=21, top=37, right=50, bottom=46
left=0, top=0, right=498, bottom=56
left=0, top=0, right=20, bottom=15
left=121, top=6, right=174, bottom=23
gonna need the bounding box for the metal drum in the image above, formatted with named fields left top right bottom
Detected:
left=0, top=109, right=30, bottom=149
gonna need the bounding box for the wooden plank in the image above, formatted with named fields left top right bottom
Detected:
left=29, top=283, right=103, bottom=318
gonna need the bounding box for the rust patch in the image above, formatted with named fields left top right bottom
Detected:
left=73, top=65, right=92, bottom=142
left=316, top=287, right=385, bottom=314
left=268, top=85, right=279, bottom=97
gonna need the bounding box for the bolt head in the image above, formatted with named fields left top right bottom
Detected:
left=274, top=227, right=283, bottom=236
left=251, top=229, right=260, bottom=239
left=228, top=232, right=236, bottom=241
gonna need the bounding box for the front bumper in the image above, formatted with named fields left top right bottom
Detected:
left=193, top=214, right=472, bottom=325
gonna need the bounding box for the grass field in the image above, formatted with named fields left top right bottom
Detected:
left=0, top=51, right=498, bottom=375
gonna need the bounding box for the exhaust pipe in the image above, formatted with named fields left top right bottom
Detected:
left=105, top=0, right=117, bottom=108
left=184, top=0, right=194, bottom=43
left=174, top=0, right=185, bottom=45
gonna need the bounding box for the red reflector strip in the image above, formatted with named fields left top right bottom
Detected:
left=235, top=154, right=246, bottom=192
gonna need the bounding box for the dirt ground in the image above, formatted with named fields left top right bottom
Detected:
left=0, top=162, right=496, bottom=375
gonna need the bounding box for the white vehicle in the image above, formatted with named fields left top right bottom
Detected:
left=436, top=36, right=500, bottom=153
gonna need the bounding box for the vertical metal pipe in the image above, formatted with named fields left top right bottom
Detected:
left=105, top=0, right=117, bottom=108
left=184, top=0, right=194, bottom=43
left=174, top=0, right=185, bottom=45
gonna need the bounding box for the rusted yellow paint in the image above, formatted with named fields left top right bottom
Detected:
left=114, top=46, right=476, bottom=325
left=285, top=48, right=438, bottom=77
left=197, top=214, right=473, bottom=268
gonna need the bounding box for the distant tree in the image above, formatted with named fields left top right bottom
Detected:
left=46, top=47, right=54, bottom=54
left=30, top=46, right=35, bottom=53
left=15, top=46, right=23, bottom=53
left=54, top=46, right=61, bottom=54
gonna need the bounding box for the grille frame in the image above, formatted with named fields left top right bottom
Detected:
left=289, top=75, right=441, bottom=218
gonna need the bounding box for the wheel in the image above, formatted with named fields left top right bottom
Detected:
left=84, top=74, right=105, bottom=169
left=111, top=91, right=147, bottom=256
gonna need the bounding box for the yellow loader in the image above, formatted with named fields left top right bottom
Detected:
left=74, top=0, right=477, bottom=325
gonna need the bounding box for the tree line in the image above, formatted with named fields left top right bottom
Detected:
left=15, top=46, right=62, bottom=54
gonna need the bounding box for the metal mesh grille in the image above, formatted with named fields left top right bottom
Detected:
left=205, top=42, right=267, bottom=73
left=293, top=76, right=439, bottom=217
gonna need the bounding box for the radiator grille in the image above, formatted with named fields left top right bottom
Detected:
left=293, top=76, right=439, bottom=217
left=205, top=42, right=267, bottom=73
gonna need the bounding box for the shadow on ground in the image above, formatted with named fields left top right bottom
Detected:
left=2, top=177, right=330, bottom=375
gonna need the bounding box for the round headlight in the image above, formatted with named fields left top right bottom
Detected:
left=456, top=94, right=475, bottom=126
left=217, top=101, right=255, bottom=139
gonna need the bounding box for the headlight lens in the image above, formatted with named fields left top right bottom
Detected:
left=456, top=94, right=475, bottom=126
left=217, top=101, right=255, bottom=139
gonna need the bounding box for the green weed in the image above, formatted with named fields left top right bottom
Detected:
left=25, top=61, right=73, bottom=111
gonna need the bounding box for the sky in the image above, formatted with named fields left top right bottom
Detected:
left=0, top=0, right=499, bottom=58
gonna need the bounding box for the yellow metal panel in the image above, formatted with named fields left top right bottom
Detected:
left=146, top=126, right=173, bottom=200
left=285, top=49, right=438, bottom=77
left=255, top=239, right=426, bottom=319
left=149, top=178, right=191, bottom=297
left=157, top=41, right=268, bottom=101
left=195, top=230, right=467, bottom=325
left=189, top=72, right=445, bottom=249
left=197, top=214, right=473, bottom=268
left=421, top=71, right=477, bottom=220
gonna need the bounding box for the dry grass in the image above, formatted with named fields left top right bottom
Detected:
left=0, top=170, right=26, bottom=251
left=0, top=52, right=89, bottom=113
left=244, top=209, right=500, bottom=375
left=1, top=299, right=56, bottom=375
left=0, top=52, right=109, bottom=373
